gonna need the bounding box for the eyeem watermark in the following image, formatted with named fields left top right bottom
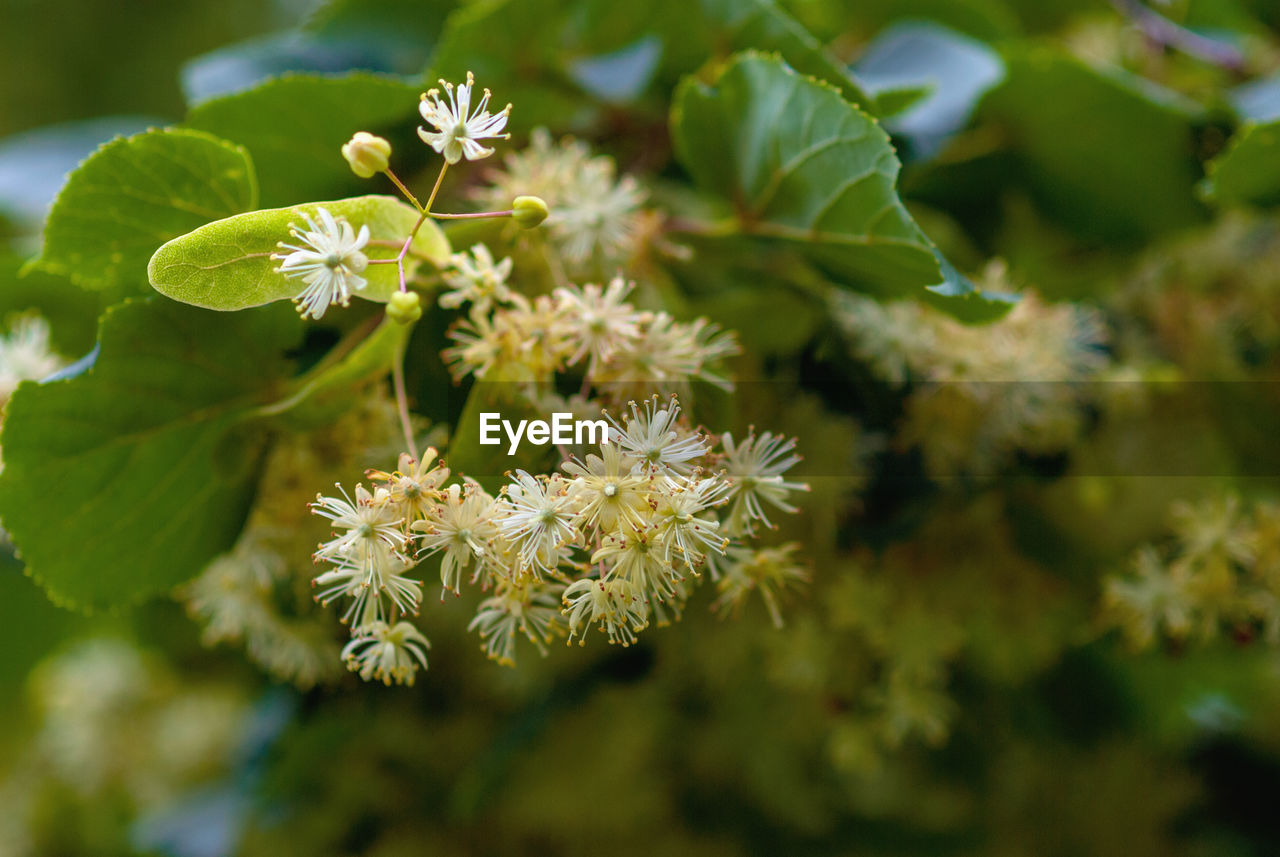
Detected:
left=480, top=412, right=610, bottom=455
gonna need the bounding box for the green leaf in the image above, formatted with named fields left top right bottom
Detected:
left=148, top=194, right=449, bottom=312
left=0, top=298, right=304, bottom=610
left=922, top=253, right=1018, bottom=324
left=695, top=0, right=874, bottom=108
left=0, top=254, right=105, bottom=356
left=29, top=128, right=256, bottom=291
left=672, top=53, right=1014, bottom=319
left=429, top=0, right=874, bottom=133
left=306, top=0, right=461, bottom=73
left=672, top=52, right=942, bottom=292
left=1201, top=120, right=1280, bottom=207
left=872, top=82, right=936, bottom=119
left=980, top=49, right=1207, bottom=241
left=430, top=0, right=671, bottom=130
left=184, top=73, right=421, bottom=207
left=0, top=116, right=160, bottom=232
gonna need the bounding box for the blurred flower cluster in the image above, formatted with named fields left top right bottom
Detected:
left=473, top=127, right=647, bottom=276
left=0, top=315, right=63, bottom=403
left=0, top=639, right=249, bottom=857
left=1104, top=493, right=1280, bottom=649
left=832, top=275, right=1108, bottom=477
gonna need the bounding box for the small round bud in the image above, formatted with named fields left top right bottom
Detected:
left=387, top=290, right=422, bottom=325
left=512, top=195, right=549, bottom=229
left=342, top=132, right=392, bottom=178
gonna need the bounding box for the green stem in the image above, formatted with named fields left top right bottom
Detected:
left=392, top=345, right=416, bottom=453
left=423, top=162, right=449, bottom=215
left=384, top=167, right=424, bottom=211
left=385, top=160, right=449, bottom=435
left=429, top=209, right=515, bottom=220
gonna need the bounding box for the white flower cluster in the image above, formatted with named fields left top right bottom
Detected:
left=474, top=127, right=646, bottom=272
left=274, top=71, right=515, bottom=322
left=268, top=73, right=810, bottom=686
left=308, top=396, right=809, bottom=684
left=442, top=251, right=738, bottom=403
left=181, top=393, right=406, bottom=688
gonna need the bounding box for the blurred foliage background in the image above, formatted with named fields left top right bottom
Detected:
left=4, top=0, right=1280, bottom=855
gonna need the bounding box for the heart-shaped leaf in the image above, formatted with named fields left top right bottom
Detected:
left=673, top=52, right=1015, bottom=319
left=673, top=53, right=942, bottom=290
left=31, top=128, right=256, bottom=291
left=0, top=298, right=303, bottom=610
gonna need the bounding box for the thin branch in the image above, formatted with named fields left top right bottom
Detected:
left=1109, top=0, right=1245, bottom=71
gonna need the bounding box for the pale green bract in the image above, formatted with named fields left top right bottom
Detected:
left=147, top=194, right=450, bottom=311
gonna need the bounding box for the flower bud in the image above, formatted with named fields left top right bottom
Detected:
left=342, top=132, right=392, bottom=178
left=387, top=290, right=422, bottom=325
left=512, top=195, right=549, bottom=229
